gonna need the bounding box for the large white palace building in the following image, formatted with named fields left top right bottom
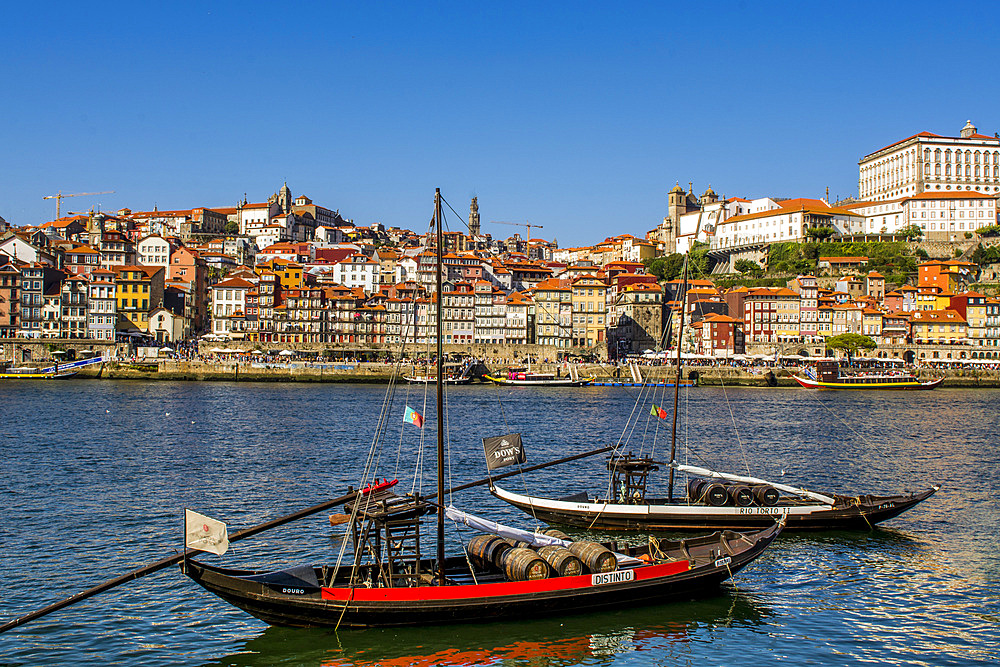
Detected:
left=858, top=120, right=1000, bottom=201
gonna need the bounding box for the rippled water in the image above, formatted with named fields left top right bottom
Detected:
left=1, top=381, right=998, bottom=666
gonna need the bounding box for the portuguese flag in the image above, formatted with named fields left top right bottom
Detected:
left=650, top=404, right=668, bottom=420
left=403, top=406, right=424, bottom=428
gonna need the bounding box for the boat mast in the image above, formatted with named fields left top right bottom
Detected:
left=434, top=188, right=446, bottom=586
left=667, top=205, right=705, bottom=502
left=666, top=255, right=688, bottom=502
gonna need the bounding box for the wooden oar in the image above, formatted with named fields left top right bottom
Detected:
left=0, top=490, right=360, bottom=634
left=424, top=443, right=615, bottom=498
left=0, top=443, right=615, bottom=634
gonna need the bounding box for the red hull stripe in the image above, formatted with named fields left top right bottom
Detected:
left=321, top=560, right=690, bottom=602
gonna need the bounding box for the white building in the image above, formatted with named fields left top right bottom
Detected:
left=847, top=191, right=998, bottom=238
left=903, top=192, right=995, bottom=241
left=210, top=277, right=254, bottom=337
left=711, top=198, right=863, bottom=249
left=858, top=120, right=1000, bottom=201
left=137, top=235, right=172, bottom=270
left=334, top=254, right=380, bottom=292
left=149, top=306, right=187, bottom=343
left=87, top=268, right=117, bottom=341
left=238, top=201, right=281, bottom=236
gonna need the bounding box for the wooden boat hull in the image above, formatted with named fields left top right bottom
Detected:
left=492, top=485, right=939, bottom=532
left=792, top=375, right=943, bottom=390
left=182, top=522, right=781, bottom=628
left=0, top=370, right=77, bottom=379
left=404, top=376, right=473, bottom=385
left=485, top=375, right=593, bottom=387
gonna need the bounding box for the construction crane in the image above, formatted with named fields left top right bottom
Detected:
left=489, top=220, right=544, bottom=240
left=43, top=191, right=114, bottom=219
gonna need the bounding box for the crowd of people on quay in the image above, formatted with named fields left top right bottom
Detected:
left=115, top=336, right=1000, bottom=374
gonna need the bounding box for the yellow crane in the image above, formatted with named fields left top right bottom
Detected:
left=43, top=190, right=114, bottom=219
left=489, top=220, right=544, bottom=240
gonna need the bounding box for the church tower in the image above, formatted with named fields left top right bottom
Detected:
left=88, top=212, right=105, bottom=247
left=278, top=182, right=292, bottom=214
left=469, top=197, right=481, bottom=236
left=700, top=185, right=718, bottom=206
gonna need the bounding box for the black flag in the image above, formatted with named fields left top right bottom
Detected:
left=482, top=433, right=526, bottom=470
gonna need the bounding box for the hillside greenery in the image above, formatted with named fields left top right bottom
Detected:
left=971, top=244, right=1000, bottom=265
left=765, top=240, right=918, bottom=286
left=643, top=241, right=711, bottom=281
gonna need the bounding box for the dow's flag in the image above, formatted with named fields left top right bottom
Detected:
left=650, top=404, right=668, bottom=420
left=483, top=433, right=526, bottom=470
left=185, top=509, right=230, bottom=556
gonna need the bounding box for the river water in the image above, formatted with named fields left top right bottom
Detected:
left=0, top=381, right=997, bottom=666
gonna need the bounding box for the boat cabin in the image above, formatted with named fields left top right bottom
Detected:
left=815, top=360, right=841, bottom=382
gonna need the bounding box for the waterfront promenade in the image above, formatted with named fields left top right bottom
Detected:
left=66, top=358, right=1000, bottom=387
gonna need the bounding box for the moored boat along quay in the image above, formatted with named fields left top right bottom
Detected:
left=65, top=360, right=1000, bottom=387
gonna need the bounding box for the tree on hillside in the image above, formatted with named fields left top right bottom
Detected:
left=805, top=226, right=835, bottom=240
left=825, top=333, right=876, bottom=361
left=224, top=220, right=240, bottom=235
left=644, top=254, right=685, bottom=281
left=734, top=259, right=763, bottom=277
left=898, top=224, right=923, bottom=240
left=688, top=241, right=710, bottom=277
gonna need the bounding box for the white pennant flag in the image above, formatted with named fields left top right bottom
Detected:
left=185, top=509, right=230, bottom=556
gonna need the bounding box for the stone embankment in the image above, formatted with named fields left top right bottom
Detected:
left=75, top=360, right=1000, bottom=388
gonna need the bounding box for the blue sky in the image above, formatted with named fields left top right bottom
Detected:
left=3, top=1, right=998, bottom=246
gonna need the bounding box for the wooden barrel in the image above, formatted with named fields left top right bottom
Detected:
left=753, top=484, right=780, bottom=506
left=504, top=547, right=550, bottom=581
left=689, top=479, right=728, bottom=506
left=505, top=538, right=532, bottom=550
left=467, top=534, right=511, bottom=570
left=567, top=541, right=617, bottom=573
left=537, top=545, right=583, bottom=577
left=542, top=528, right=571, bottom=541
left=729, top=483, right=755, bottom=507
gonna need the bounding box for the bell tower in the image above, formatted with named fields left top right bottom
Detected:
left=469, top=197, right=481, bottom=236
left=278, top=182, right=292, bottom=213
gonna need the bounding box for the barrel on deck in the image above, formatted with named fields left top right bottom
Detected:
left=505, top=538, right=533, bottom=550
left=542, top=528, right=571, bottom=541
left=729, top=483, right=755, bottom=507
left=568, top=541, right=617, bottom=573
left=689, top=479, right=729, bottom=506
left=752, top=484, right=780, bottom=506
left=467, top=534, right=512, bottom=570
left=537, top=545, right=584, bottom=577
left=504, top=547, right=550, bottom=581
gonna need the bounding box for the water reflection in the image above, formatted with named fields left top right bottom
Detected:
left=204, top=592, right=771, bottom=667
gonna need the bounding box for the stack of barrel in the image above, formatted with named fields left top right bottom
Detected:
left=687, top=478, right=780, bottom=507
left=467, top=529, right=618, bottom=582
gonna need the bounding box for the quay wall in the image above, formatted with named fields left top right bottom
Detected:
left=84, top=361, right=1000, bottom=388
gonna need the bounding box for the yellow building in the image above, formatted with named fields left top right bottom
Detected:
left=114, top=265, right=165, bottom=332
left=532, top=278, right=572, bottom=348
left=773, top=288, right=802, bottom=341
left=258, top=259, right=305, bottom=291
left=816, top=305, right=834, bottom=338
left=934, top=290, right=955, bottom=311
left=910, top=309, right=967, bottom=345
left=570, top=275, right=607, bottom=348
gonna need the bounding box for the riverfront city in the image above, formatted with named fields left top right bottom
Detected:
left=3, top=6, right=1000, bottom=665
left=2, top=121, right=1000, bottom=369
